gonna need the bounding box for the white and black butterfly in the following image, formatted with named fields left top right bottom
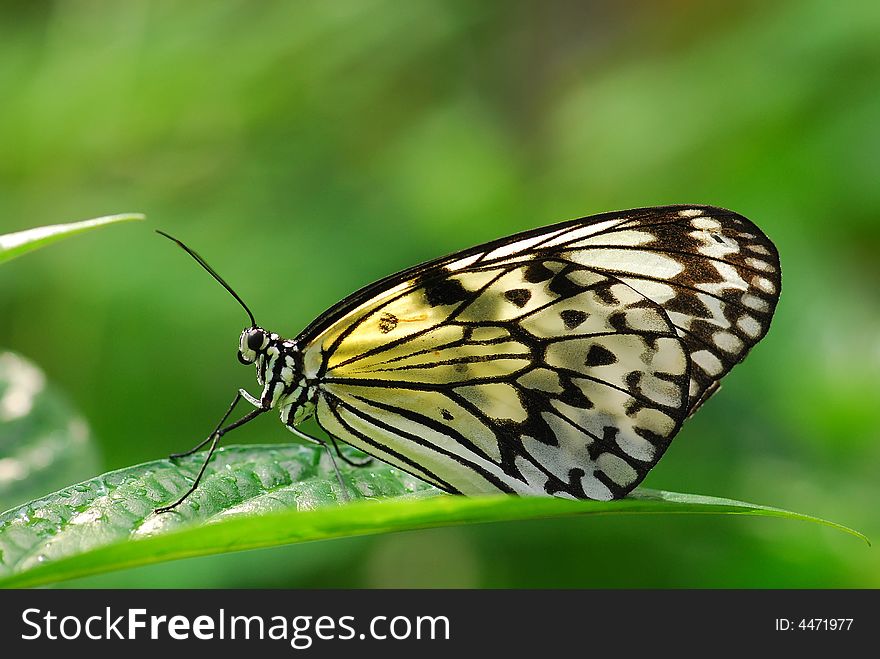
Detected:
left=155, top=205, right=780, bottom=512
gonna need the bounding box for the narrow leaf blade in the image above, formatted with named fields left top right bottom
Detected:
left=0, top=213, right=145, bottom=265
left=0, top=444, right=866, bottom=589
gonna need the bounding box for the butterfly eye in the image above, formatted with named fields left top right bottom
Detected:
left=247, top=329, right=265, bottom=351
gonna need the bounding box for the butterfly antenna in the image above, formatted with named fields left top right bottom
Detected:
left=156, top=230, right=257, bottom=327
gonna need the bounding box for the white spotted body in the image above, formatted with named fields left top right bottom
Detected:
left=237, top=329, right=316, bottom=427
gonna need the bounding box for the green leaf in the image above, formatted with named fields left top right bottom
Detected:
left=0, top=213, right=145, bottom=265
left=0, top=351, right=99, bottom=512
left=0, top=443, right=866, bottom=588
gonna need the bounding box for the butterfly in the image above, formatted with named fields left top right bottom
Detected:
left=155, top=204, right=780, bottom=512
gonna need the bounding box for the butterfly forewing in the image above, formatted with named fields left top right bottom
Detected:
left=297, top=205, right=779, bottom=499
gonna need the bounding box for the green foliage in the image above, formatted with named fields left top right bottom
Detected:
left=0, top=443, right=864, bottom=588
left=1, top=216, right=143, bottom=512
left=0, top=351, right=99, bottom=512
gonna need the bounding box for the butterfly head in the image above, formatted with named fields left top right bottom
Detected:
left=238, top=326, right=271, bottom=365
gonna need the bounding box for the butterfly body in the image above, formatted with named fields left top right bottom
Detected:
left=237, top=328, right=316, bottom=427
left=157, top=204, right=780, bottom=511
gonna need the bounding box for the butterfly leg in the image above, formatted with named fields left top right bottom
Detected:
left=286, top=425, right=353, bottom=503
left=156, top=392, right=268, bottom=514
left=238, top=388, right=263, bottom=408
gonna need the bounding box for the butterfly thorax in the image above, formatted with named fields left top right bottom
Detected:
left=238, top=326, right=316, bottom=425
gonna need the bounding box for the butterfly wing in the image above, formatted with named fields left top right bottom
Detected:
left=298, top=205, right=780, bottom=499
left=544, top=206, right=781, bottom=413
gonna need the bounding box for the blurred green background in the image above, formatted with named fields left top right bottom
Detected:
left=1, top=0, right=877, bottom=587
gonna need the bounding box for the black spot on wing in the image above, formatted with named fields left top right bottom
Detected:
left=424, top=278, right=470, bottom=307
left=607, top=312, right=631, bottom=333
left=548, top=273, right=581, bottom=297
left=504, top=288, right=532, bottom=308
left=560, top=309, right=588, bottom=329
left=523, top=262, right=554, bottom=283
left=585, top=344, right=618, bottom=367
